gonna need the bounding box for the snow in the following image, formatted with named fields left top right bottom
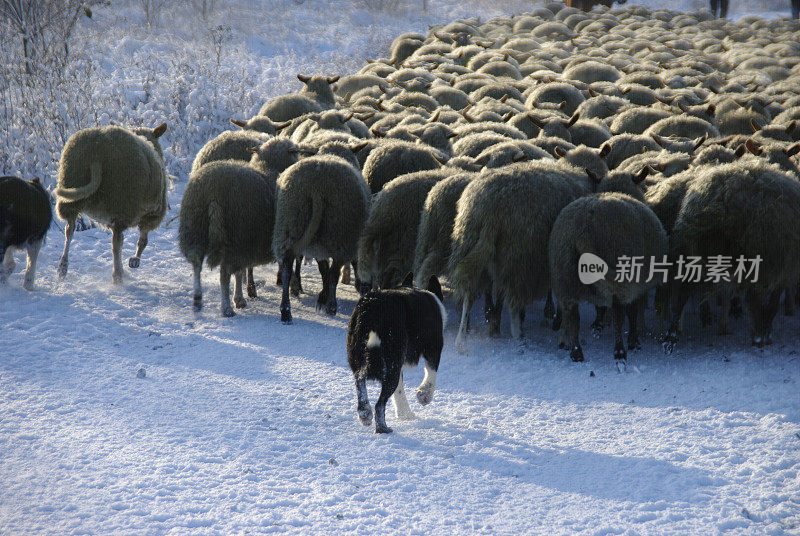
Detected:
left=2, top=1, right=800, bottom=535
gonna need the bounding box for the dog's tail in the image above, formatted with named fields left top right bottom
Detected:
left=55, top=162, right=102, bottom=201
left=366, top=330, right=381, bottom=349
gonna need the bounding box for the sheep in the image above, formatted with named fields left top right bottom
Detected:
left=273, top=153, right=370, bottom=323
left=645, top=114, right=721, bottom=139
left=663, top=160, right=800, bottom=350
left=525, top=82, right=586, bottom=115
left=0, top=176, right=52, bottom=290
left=569, top=118, right=612, bottom=148
left=362, top=141, right=443, bottom=194
left=616, top=150, right=692, bottom=178
left=599, top=134, right=661, bottom=169
left=258, top=75, right=339, bottom=122
left=474, top=140, right=552, bottom=168
left=179, top=161, right=277, bottom=317
left=449, top=160, right=598, bottom=350
left=574, top=94, right=632, bottom=121
left=357, top=169, right=453, bottom=290
left=389, top=35, right=424, bottom=65
left=191, top=129, right=272, bottom=174
left=452, top=132, right=513, bottom=158
left=549, top=171, right=668, bottom=363
left=562, top=60, right=622, bottom=83
left=229, top=116, right=287, bottom=135
left=55, top=123, right=168, bottom=284
left=691, top=144, right=737, bottom=167
left=609, top=107, right=673, bottom=135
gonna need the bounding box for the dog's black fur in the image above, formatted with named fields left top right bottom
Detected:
left=0, top=176, right=52, bottom=288
left=347, top=273, right=445, bottom=433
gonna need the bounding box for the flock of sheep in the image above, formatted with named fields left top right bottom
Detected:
left=9, top=2, right=800, bottom=364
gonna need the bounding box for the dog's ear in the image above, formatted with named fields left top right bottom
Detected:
left=426, top=275, right=443, bottom=302
left=401, top=272, right=414, bottom=287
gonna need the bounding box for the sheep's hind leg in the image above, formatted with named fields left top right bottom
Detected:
left=279, top=253, right=294, bottom=324
left=192, top=262, right=203, bottom=311
left=1, top=246, right=14, bottom=284
left=219, top=265, right=235, bottom=317
left=57, top=217, right=76, bottom=279
left=340, top=263, right=351, bottom=285
left=290, top=256, right=303, bottom=296
left=128, top=229, right=149, bottom=268
left=233, top=269, right=247, bottom=309
left=455, top=296, right=473, bottom=354
left=590, top=306, right=607, bottom=337
left=315, top=259, right=330, bottom=314
left=111, top=226, right=125, bottom=284
left=355, top=377, right=373, bottom=426
left=23, top=240, right=42, bottom=290
left=325, top=259, right=343, bottom=316
left=612, top=299, right=627, bottom=363
left=566, top=303, right=583, bottom=362
left=246, top=268, right=257, bottom=298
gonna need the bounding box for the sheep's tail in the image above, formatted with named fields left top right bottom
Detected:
left=295, top=195, right=323, bottom=255
left=449, top=222, right=496, bottom=301
left=206, top=200, right=226, bottom=269
left=55, top=162, right=102, bottom=201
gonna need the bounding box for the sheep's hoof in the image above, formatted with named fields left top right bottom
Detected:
left=247, top=283, right=257, bottom=298
left=193, top=295, right=202, bottom=311
left=552, top=313, right=562, bottom=331
left=280, top=308, right=292, bottom=324
left=0, top=276, right=7, bottom=286
left=22, top=279, right=34, bottom=291
left=358, top=407, right=373, bottom=426
left=627, top=336, right=641, bottom=351
left=325, top=300, right=338, bottom=316
left=543, top=302, right=555, bottom=320
left=455, top=336, right=467, bottom=354
left=128, top=257, right=141, bottom=269
left=234, top=297, right=247, bottom=309
left=570, top=345, right=584, bottom=362
left=112, top=273, right=123, bottom=285
left=57, top=260, right=68, bottom=279
left=375, top=423, right=393, bottom=434
left=222, top=307, right=236, bottom=318
left=290, top=275, right=302, bottom=296
left=662, top=331, right=678, bottom=354
left=590, top=321, right=603, bottom=338
left=614, top=345, right=627, bottom=361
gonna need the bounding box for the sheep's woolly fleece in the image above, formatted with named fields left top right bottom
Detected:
left=2, top=1, right=799, bottom=536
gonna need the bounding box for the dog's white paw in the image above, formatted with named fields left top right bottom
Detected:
left=416, top=384, right=435, bottom=406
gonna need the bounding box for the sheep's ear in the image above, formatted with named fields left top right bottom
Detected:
left=785, top=143, right=800, bottom=157
left=621, top=87, right=631, bottom=94
left=558, top=100, right=567, bottom=110
left=512, top=150, right=527, bottom=162
left=598, top=143, right=610, bottom=159
left=786, top=121, right=797, bottom=135
left=426, top=275, right=444, bottom=302
left=401, top=272, right=414, bottom=287
left=745, top=139, right=762, bottom=156
left=297, top=74, right=312, bottom=83
left=750, top=118, right=763, bottom=133
left=428, top=110, right=441, bottom=123
left=650, top=133, right=665, bottom=148
left=370, top=126, right=387, bottom=137
left=349, top=141, right=369, bottom=153
left=502, top=111, right=514, bottom=122
left=354, top=112, right=374, bottom=121
left=528, top=116, right=543, bottom=128
left=500, top=94, right=509, bottom=103
left=734, top=144, right=747, bottom=158
left=693, top=134, right=707, bottom=152
left=326, top=76, right=340, bottom=84
left=554, top=146, right=567, bottom=158
left=473, top=154, right=488, bottom=167
left=341, top=112, right=353, bottom=122
left=152, top=123, right=167, bottom=138
left=633, top=165, right=653, bottom=184
left=585, top=168, right=601, bottom=184
left=566, top=112, right=580, bottom=127
left=446, top=129, right=458, bottom=138
left=706, top=104, right=716, bottom=116
left=275, top=120, right=292, bottom=131
left=246, top=146, right=259, bottom=154
left=462, top=111, right=475, bottom=123
left=230, top=118, right=247, bottom=129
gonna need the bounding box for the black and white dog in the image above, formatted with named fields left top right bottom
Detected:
left=0, top=176, right=52, bottom=290
left=347, top=273, right=447, bottom=434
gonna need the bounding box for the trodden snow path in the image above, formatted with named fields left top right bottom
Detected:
left=1, top=214, right=799, bottom=536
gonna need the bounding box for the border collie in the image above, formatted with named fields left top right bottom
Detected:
left=0, top=176, right=52, bottom=290
left=347, top=273, right=447, bottom=434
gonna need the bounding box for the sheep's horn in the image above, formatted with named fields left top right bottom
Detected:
left=500, top=95, right=508, bottom=103
left=750, top=118, right=763, bottom=133
left=355, top=112, right=374, bottom=121
left=246, top=146, right=259, bottom=153
left=230, top=119, right=247, bottom=129
left=341, top=112, right=353, bottom=122
left=428, top=110, right=441, bottom=123
left=598, top=144, right=611, bottom=159
left=554, top=146, right=567, bottom=158
left=370, top=126, right=387, bottom=137
left=786, top=121, right=797, bottom=135
left=693, top=134, right=707, bottom=152
left=651, top=133, right=666, bottom=147
left=502, top=111, right=514, bottom=122
left=275, top=120, right=292, bottom=130
left=152, top=123, right=167, bottom=138
left=297, top=74, right=312, bottom=83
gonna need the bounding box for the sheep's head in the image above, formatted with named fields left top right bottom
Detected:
left=297, top=74, right=339, bottom=104
left=248, top=138, right=309, bottom=176
left=595, top=166, right=653, bottom=200
left=133, top=122, right=167, bottom=160
left=230, top=116, right=280, bottom=136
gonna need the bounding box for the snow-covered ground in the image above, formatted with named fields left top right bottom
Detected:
left=2, top=1, right=800, bottom=535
